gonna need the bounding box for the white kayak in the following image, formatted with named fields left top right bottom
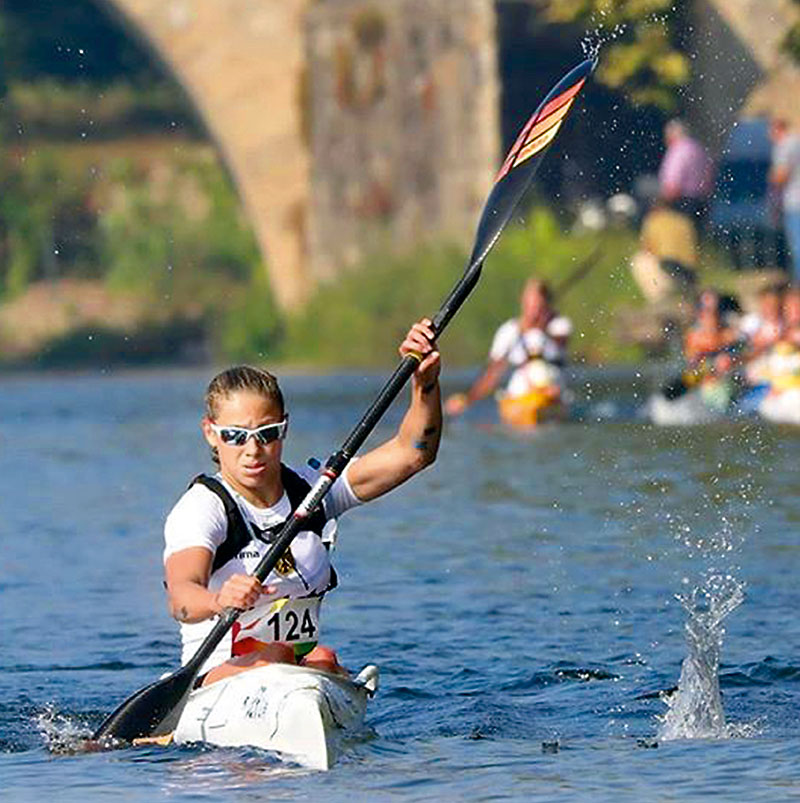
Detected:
left=645, top=378, right=735, bottom=426
left=172, top=663, right=379, bottom=770
left=645, top=389, right=726, bottom=426
left=760, top=386, right=800, bottom=425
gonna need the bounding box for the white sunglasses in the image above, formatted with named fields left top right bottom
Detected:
left=209, top=419, right=288, bottom=446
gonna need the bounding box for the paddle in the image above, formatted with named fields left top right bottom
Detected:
left=92, top=56, right=595, bottom=745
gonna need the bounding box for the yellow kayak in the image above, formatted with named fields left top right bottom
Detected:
left=496, top=387, right=566, bottom=429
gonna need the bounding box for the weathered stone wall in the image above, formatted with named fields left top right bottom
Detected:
left=96, top=0, right=500, bottom=308
left=97, top=0, right=313, bottom=310
left=690, top=0, right=800, bottom=149
left=305, top=0, right=500, bottom=281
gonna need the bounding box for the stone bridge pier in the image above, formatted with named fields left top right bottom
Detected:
left=99, top=0, right=500, bottom=311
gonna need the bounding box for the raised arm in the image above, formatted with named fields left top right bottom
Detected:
left=346, top=319, right=442, bottom=502
left=444, top=358, right=507, bottom=416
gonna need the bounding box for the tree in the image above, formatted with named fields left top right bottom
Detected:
left=784, top=0, right=800, bottom=63
left=537, top=0, right=690, bottom=111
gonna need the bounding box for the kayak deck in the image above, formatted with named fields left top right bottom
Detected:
left=172, top=663, right=379, bottom=770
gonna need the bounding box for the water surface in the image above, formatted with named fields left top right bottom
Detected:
left=1, top=368, right=799, bottom=800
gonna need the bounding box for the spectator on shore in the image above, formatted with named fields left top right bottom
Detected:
left=769, top=118, right=800, bottom=281
left=630, top=198, right=698, bottom=303
left=658, top=119, right=715, bottom=224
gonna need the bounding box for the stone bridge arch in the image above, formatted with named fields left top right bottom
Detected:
left=97, top=0, right=312, bottom=310
left=95, top=0, right=501, bottom=312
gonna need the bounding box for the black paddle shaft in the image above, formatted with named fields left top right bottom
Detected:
left=94, top=257, right=487, bottom=744
left=245, top=262, right=484, bottom=587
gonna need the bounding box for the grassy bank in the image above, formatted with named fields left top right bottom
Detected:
left=278, top=208, right=646, bottom=369
left=2, top=190, right=748, bottom=370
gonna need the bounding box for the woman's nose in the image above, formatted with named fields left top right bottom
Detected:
left=243, top=434, right=262, bottom=453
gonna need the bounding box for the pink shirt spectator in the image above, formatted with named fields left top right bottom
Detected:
left=658, top=135, right=714, bottom=201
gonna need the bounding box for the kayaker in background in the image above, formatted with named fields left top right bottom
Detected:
left=781, top=284, right=800, bottom=348
left=163, top=319, right=441, bottom=687
left=660, top=288, right=740, bottom=401
left=444, top=278, right=571, bottom=416
left=751, top=284, right=800, bottom=393
left=683, top=289, right=738, bottom=374
left=740, top=284, right=785, bottom=383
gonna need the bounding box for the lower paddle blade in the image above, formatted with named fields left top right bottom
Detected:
left=93, top=665, right=196, bottom=744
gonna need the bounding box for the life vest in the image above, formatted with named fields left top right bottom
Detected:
left=189, top=464, right=331, bottom=575
left=190, top=465, right=338, bottom=659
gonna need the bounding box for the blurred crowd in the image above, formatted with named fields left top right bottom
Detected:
left=443, top=114, right=800, bottom=420
left=632, top=116, right=800, bottom=304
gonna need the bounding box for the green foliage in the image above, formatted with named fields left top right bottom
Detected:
left=6, top=80, right=196, bottom=137
left=281, top=207, right=646, bottom=368
left=213, top=269, right=284, bottom=362
left=784, top=0, right=800, bottom=62
left=98, top=154, right=261, bottom=312
left=0, top=148, right=95, bottom=297
left=540, top=0, right=690, bottom=111
left=33, top=319, right=205, bottom=368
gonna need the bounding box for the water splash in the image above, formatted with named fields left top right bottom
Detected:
left=581, top=23, right=624, bottom=61
left=35, top=703, right=94, bottom=754
left=657, top=574, right=744, bottom=740
left=579, top=6, right=676, bottom=62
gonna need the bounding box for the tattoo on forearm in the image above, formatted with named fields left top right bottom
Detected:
left=422, top=382, right=437, bottom=394
left=178, top=606, right=190, bottom=622
left=415, top=427, right=439, bottom=451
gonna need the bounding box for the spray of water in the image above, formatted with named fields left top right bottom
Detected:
left=579, top=5, right=676, bottom=62
left=580, top=23, right=623, bottom=62
left=35, top=703, right=95, bottom=754
left=657, top=573, right=744, bottom=740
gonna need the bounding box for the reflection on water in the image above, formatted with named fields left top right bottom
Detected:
left=160, top=747, right=314, bottom=795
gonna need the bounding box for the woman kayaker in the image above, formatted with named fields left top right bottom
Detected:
left=163, top=319, right=440, bottom=687
left=684, top=289, right=738, bottom=371
left=444, top=278, right=571, bottom=415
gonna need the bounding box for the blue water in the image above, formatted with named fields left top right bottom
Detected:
left=1, top=368, right=799, bottom=800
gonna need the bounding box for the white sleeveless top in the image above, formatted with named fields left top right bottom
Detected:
left=163, top=462, right=361, bottom=674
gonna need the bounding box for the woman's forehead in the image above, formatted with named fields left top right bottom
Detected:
left=213, top=389, right=283, bottom=420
